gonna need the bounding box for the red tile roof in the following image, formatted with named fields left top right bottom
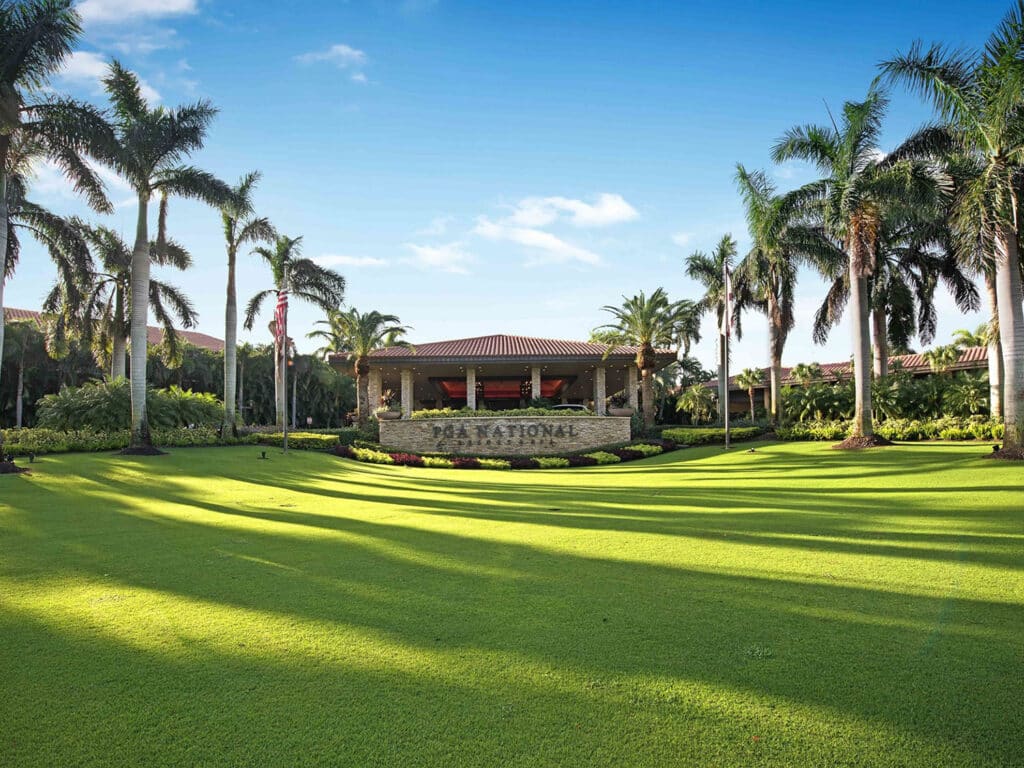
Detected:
left=344, top=334, right=674, bottom=364
left=3, top=307, right=224, bottom=353
left=707, top=346, right=989, bottom=389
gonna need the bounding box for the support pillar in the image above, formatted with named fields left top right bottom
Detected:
left=594, top=366, right=607, bottom=416
left=400, top=368, right=413, bottom=419
left=466, top=368, right=477, bottom=411
left=763, top=386, right=770, bottom=412
left=531, top=365, right=542, bottom=403
left=627, top=366, right=639, bottom=411
left=368, top=368, right=382, bottom=417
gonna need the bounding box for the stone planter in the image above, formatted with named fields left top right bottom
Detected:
left=608, top=407, right=635, bottom=417
left=377, top=410, right=402, bottom=420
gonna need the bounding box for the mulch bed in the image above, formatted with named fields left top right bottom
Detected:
left=119, top=445, right=168, bottom=456
left=831, top=435, right=894, bottom=450
left=0, top=461, right=29, bottom=474
left=985, top=446, right=1024, bottom=461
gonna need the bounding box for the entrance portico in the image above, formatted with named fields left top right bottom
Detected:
left=332, top=334, right=676, bottom=419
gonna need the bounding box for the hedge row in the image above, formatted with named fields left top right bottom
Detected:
left=775, top=417, right=1004, bottom=442
left=661, top=426, right=763, bottom=445
left=335, top=438, right=678, bottom=470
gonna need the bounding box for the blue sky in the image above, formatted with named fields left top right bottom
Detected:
left=10, top=0, right=1008, bottom=373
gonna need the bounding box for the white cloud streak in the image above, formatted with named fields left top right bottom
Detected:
left=296, top=43, right=367, bottom=68
left=474, top=218, right=601, bottom=266
left=505, top=193, right=638, bottom=228
left=403, top=242, right=473, bottom=274
left=77, top=0, right=197, bottom=23
left=314, top=254, right=388, bottom=268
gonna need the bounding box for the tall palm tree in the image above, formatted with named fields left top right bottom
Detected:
left=2, top=318, right=45, bottom=427
left=735, top=367, right=763, bottom=422
left=94, top=61, right=230, bottom=450
left=685, top=235, right=737, bottom=420
left=76, top=225, right=196, bottom=378
left=883, top=8, right=1024, bottom=453
left=244, top=235, right=345, bottom=427
left=732, top=164, right=841, bottom=424
left=1, top=0, right=113, bottom=403
left=236, top=341, right=256, bottom=423
left=596, top=288, right=700, bottom=429
left=307, top=307, right=411, bottom=426
left=219, top=171, right=274, bottom=433
left=773, top=85, right=950, bottom=442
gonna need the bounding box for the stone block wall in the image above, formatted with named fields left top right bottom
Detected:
left=379, top=416, right=631, bottom=456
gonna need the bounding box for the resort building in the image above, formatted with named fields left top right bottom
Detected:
left=329, top=333, right=676, bottom=417
left=707, top=346, right=989, bottom=415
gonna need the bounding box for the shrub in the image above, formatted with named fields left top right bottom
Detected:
left=567, top=455, right=598, bottom=467
left=478, top=458, right=511, bottom=470
left=510, top=457, right=539, bottom=470
left=452, top=457, right=481, bottom=469
left=776, top=417, right=1002, bottom=442
left=350, top=446, right=395, bottom=464
left=584, top=451, right=621, bottom=464
left=613, top=448, right=645, bottom=461
left=36, top=379, right=224, bottom=431
left=254, top=432, right=339, bottom=450
left=627, top=443, right=663, bottom=457
left=390, top=452, right=425, bottom=467
left=775, top=421, right=850, bottom=441
left=422, top=456, right=455, bottom=468
left=661, top=426, right=762, bottom=445
left=533, top=456, right=570, bottom=469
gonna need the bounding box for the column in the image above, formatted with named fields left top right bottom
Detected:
left=368, top=368, right=383, bottom=417
left=594, top=366, right=607, bottom=416
left=466, top=368, right=477, bottom=411
left=400, top=368, right=413, bottom=419
left=763, top=385, right=771, bottom=412
left=531, top=365, right=542, bottom=403
left=627, top=366, right=639, bottom=411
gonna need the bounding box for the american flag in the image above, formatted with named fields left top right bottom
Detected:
left=274, top=289, right=288, bottom=344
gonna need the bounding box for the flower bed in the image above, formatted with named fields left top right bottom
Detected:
left=333, top=437, right=679, bottom=470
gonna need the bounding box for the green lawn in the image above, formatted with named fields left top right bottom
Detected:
left=1, top=442, right=1021, bottom=767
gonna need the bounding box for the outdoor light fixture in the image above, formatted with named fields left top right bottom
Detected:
left=259, top=450, right=268, bottom=460
left=993, top=444, right=1001, bottom=453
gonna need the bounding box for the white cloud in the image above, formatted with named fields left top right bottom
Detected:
left=404, top=242, right=473, bottom=274
left=416, top=215, right=454, bottom=236
left=350, top=72, right=368, bottom=84
left=296, top=43, right=368, bottom=69
left=29, top=158, right=132, bottom=204
left=77, top=0, right=197, bottom=23
left=505, top=193, right=638, bottom=228
left=474, top=218, right=601, bottom=266
left=671, top=231, right=693, bottom=247
left=59, top=51, right=160, bottom=103
left=314, top=254, right=388, bottom=268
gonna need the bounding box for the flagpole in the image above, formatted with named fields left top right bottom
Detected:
left=281, top=264, right=289, bottom=455
left=723, top=260, right=730, bottom=451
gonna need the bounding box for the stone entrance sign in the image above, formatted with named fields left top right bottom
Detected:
left=379, top=416, right=630, bottom=456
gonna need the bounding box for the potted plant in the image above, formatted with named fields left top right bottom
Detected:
left=376, top=389, right=402, bottom=420
left=607, top=392, right=634, bottom=417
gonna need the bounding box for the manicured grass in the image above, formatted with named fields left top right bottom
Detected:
left=1, top=442, right=1021, bottom=767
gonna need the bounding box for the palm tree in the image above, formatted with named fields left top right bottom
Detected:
left=244, top=235, right=346, bottom=427
left=94, top=61, right=230, bottom=450
left=596, top=288, right=700, bottom=429
left=790, top=362, right=824, bottom=386
left=308, top=308, right=411, bottom=425
left=773, top=85, right=949, bottom=442
left=1, top=0, right=113, bottom=403
left=953, top=325, right=989, bottom=349
left=924, top=343, right=961, bottom=375
left=733, top=164, right=841, bottom=424
left=883, top=10, right=1024, bottom=453
left=685, top=235, right=737, bottom=420
left=2, top=318, right=45, bottom=427
left=236, top=341, right=257, bottom=423
left=735, top=367, right=763, bottom=422
left=76, top=225, right=196, bottom=378
left=219, top=171, right=274, bottom=433
left=676, top=383, right=716, bottom=425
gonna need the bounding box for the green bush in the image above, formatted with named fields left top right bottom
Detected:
left=661, top=426, right=762, bottom=445
left=254, top=433, right=339, bottom=450
left=533, top=456, right=570, bottom=469
left=350, top=446, right=395, bottom=464
left=584, top=451, right=621, bottom=464
left=411, top=407, right=590, bottom=420
left=36, top=379, right=224, bottom=431
left=775, top=421, right=850, bottom=441
left=422, top=456, right=454, bottom=468
left=627, top=443, right=663, bottom=456
left=0, top=425, right=258, bottom=456
left=478, top=458, right=511, bottom=470
left=775, top=417, right=1002, bottom=442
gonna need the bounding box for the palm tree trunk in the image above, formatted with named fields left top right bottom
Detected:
left=766, top=313, right=783, bottom=425
left=849, top=261, right=873, bottom=438
left=223, top=246, right=238, bottom=433
left=748, top=390, right=755, bottom=422
left=0, top=159, right=8, bottom=411
left=872, top=306, right=888, bottom=380
left=15, top=351, right=24, bottom=428
left=641, top=367, right=655, bottom=429
left=985, top=273, right=1003, bottom=420
left=357, top=374, right=369, bottom=426
left=995, top=225, right=1024, bottom=450
left=111, top=336, right=127, bottom=379
left=291, top=368, right=298, bottom=430
left=237, top=358, right=245, bottom=424
left=128, top=193, right=152, bottom=447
